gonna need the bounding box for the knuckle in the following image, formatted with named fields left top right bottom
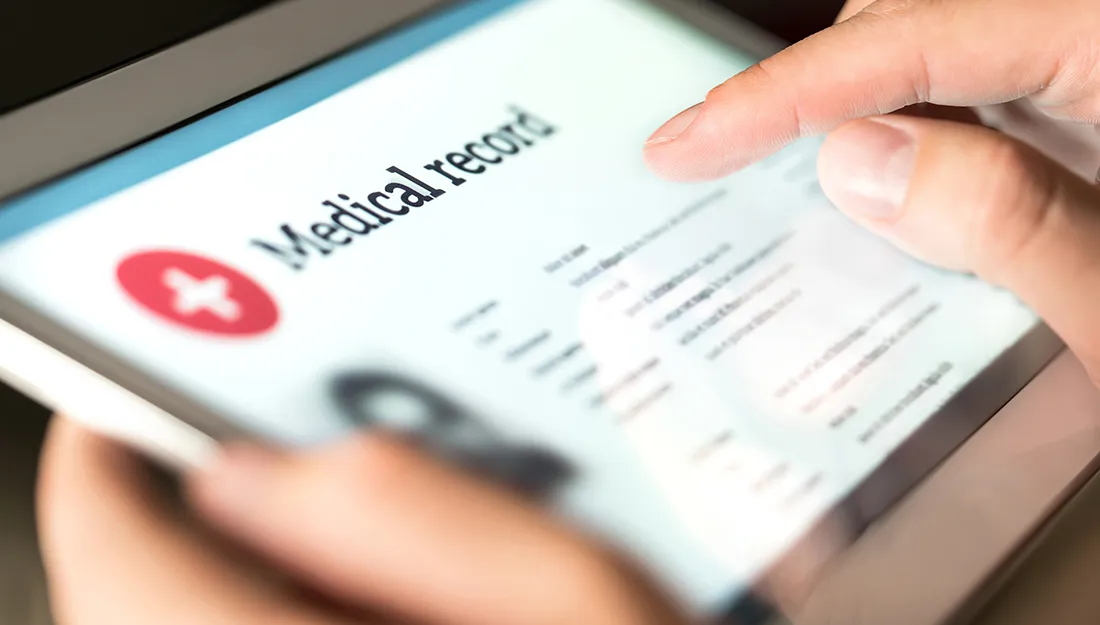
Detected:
left=713, top=60, right=811, bottom=137
left=708, top=62, right=768, bottom=102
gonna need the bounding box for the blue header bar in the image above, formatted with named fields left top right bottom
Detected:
left=0, top=0, right=527, bottom=244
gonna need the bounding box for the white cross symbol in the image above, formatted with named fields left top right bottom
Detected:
left=162, top=267, right=242, bottom=322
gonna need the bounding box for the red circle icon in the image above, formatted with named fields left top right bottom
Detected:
left=117, top=251, right=279, bottom=337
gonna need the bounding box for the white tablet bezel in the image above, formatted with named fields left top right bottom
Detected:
left=0, top=1, right=1095, bottom=623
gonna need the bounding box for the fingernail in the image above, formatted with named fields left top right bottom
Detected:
left=189, top=444, right=280, bottom=521
left=646, top=103, right=703, bottom=146
left=819, top=118, right=917, bottom=219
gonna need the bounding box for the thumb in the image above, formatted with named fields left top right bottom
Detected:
left=818, top=116, right=1100, bottom=380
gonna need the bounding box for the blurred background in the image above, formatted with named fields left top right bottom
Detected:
left=2, top=1, right=1099, bottom=624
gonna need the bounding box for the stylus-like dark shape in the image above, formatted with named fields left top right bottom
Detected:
left=331, top=371, right=574, bottom=499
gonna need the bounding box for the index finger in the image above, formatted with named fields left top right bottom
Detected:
left=643, top=0, right=1095, bottom=180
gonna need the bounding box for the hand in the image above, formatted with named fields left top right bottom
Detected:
left=38, top=418, right=687, bottom=625
left=644, top=0, right=1100, bottom=382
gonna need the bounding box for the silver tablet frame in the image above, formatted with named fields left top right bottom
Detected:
left=0, top=1, right=1093, bottom=624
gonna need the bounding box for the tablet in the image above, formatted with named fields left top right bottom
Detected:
left=0, top=1, right=1096, bottom=623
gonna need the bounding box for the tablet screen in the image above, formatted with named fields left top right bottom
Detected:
left=0, top=0, right=1044, bottom=618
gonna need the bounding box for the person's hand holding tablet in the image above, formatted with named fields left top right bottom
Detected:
left=39, top=419, right=690, bottom=625
left=38, top=0, right=1100, bottom=624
